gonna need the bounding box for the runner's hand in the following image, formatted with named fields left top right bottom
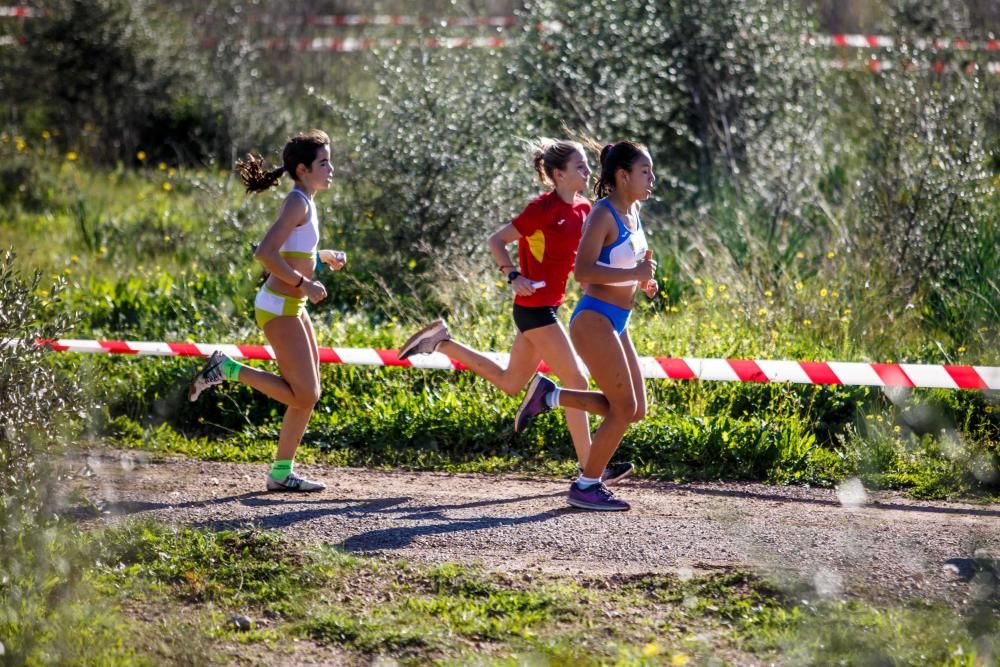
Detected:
left=511, top=275, right=537, bottom=297
left=635, top=249, right=656, bottom=282
left=319, top=249, right=346, bottom=271
left=640, top=278, right=658, bottom=299
left=303, top=279, right=327, bottom=304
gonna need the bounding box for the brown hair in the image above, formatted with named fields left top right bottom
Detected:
left=594, top=141, right=648, bottom=199
left=527, top=138, right=584, bottom=187
left=236, top=129, right=331, bottom=194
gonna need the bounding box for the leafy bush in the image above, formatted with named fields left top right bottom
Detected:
left=317, top=44, right=534, bottom=304
left=513, top=0, right=818, bottom=197
left=0, top=251, right=134, bottom=664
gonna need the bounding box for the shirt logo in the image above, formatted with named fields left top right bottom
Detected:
left=556, top=219, right=565, bottom=226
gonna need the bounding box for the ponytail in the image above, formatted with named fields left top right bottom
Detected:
left=525, top=137, right=584, bottom=187
left=236, top=154, right=286, bottom=193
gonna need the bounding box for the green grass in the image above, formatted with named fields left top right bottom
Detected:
left=78, top=520, right=1000, bottom=666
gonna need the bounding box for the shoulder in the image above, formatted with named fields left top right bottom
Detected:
left=525, top=190, right=556, bottom=210
left=583, top=202, right=614, bottom=231
left=279, top=190, right=309, bottom=219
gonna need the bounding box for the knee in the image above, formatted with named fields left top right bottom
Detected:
left=609, top=396, right=638, bottom=422
left=292, top=384, right=322, bottom=410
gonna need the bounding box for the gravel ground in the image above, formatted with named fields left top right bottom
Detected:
left=68, top=448, right=1000, bottom=609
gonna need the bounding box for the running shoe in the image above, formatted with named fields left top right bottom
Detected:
left=266, top=472, right=327, bottom=493
left=188, top=350, right=227, bottom=402
left=398, top=319, right=452, bottom=360
left=514, top=374, right=556, bottom=433
left=578, top=461, right=635, bottom=486
left=567, top=481, right=630, bottom=511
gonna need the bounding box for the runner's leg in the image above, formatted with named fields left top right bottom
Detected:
left=521, top=322, right=592, bottom=466
left=570, top=311, right=637, bottom=479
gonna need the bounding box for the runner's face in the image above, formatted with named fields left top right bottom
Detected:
left=554, top=149, right=591, bottom=193
left=303, top=145, right=333, bottom=191
left=621, top=151, right=654, bottom=201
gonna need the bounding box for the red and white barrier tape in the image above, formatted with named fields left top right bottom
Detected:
left=806, top=33, right=1000, bottom=51
left=0, top=5, right=31, bottom=17
left=1, top=6, right=998, bottom=53
left=17, top=338, right=999, bottom=390
left=257, top=36, right=509, bottom=52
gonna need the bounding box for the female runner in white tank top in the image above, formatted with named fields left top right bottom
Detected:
left=187, top=130, right=346, bottom=493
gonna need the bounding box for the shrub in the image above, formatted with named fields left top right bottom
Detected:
left=0, top=250, right=132, bottom=664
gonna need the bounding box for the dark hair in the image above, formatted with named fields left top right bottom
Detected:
left=528, top=138, right=584, bottom=186
left=236, top=129, right=331, bottom=194
left=594, top=141, right=648, bottom=199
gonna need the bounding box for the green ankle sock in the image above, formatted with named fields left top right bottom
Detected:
left=220, top=357, right=244, bottom=382
left=270, top=459, right=293, bottom=481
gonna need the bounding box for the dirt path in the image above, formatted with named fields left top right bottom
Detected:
left=69, top=449, right=1000, bottom=608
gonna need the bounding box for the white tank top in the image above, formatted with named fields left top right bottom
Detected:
left=594, top=198, right=647, bottom=287
left=278, top=188, right=319, bottom=258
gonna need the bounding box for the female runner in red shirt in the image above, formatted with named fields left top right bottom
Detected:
left=399, top=139, right=632, bottom=484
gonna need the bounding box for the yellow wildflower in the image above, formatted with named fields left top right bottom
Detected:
left=41, top=130, right=50, bottom=140
left=162, top=182, right=172, bottom=191
left=803, top=319, right=812, bottom=325
left=795, top=282, right=803, bottom=290
left=136, top=150, right=147, bottom=161
left=672, top=655, right=691, bottom=666
left=957, top=346, right=966, bottom=353
left=764, top=290, right=773, bottom=298
left=758, top=308, right=767, bottom=317
left=986, top=406, right=994, bottom=414
left=796, top=251, right=805, bottom=259
left=158, top=162, right=167, bottom=171
left=893, top=425, right=901, bottom=433
left=407, top=259, right=417, bottom=269
left=718, top=284, right=727, bottom=292
left=826, top=251, right=836, bottom=259
left=820, top=288, right=828, bottom=297
left=693, top=278, right=702, bottom=286
left=66, top=151, right=78, bottom=161
left=642, top=642, right=661, bottom=658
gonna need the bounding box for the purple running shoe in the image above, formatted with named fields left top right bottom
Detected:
left=514, top=374, right=556, bottom=433
left=578, top=461, right=635, bottom=486
left=567, top=481, right=630, bottom=511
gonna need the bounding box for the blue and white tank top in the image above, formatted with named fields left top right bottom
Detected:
left=595, top=198, right=648, bottom=287
left=278, top=188, right=319, bottom=258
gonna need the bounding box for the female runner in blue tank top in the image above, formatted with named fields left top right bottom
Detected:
left=514, top=141, right=658, bottom=511
left=187, top=130, right=346, bottom=493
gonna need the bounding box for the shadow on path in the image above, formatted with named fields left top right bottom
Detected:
left=339, top=509, right=566, bottom=552
left=668, top=483, right=1000, bottom=518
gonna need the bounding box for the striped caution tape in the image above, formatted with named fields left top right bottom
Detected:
left=14, top=338, right=998, bottom=390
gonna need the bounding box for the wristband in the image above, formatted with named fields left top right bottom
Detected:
left=295, top=274, right=305, bottom=288
left=507, top=270, right=521, bottom=284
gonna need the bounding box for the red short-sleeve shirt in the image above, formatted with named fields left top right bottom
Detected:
left=511, top=190, right=591, bottom=308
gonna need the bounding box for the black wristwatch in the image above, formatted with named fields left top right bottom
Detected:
left=507, top=270, right=521, bottom=284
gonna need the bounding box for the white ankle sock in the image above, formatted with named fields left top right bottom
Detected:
left=576, top=474, right=600, bottom=489
left=545, top=386, right=560, bottom=408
